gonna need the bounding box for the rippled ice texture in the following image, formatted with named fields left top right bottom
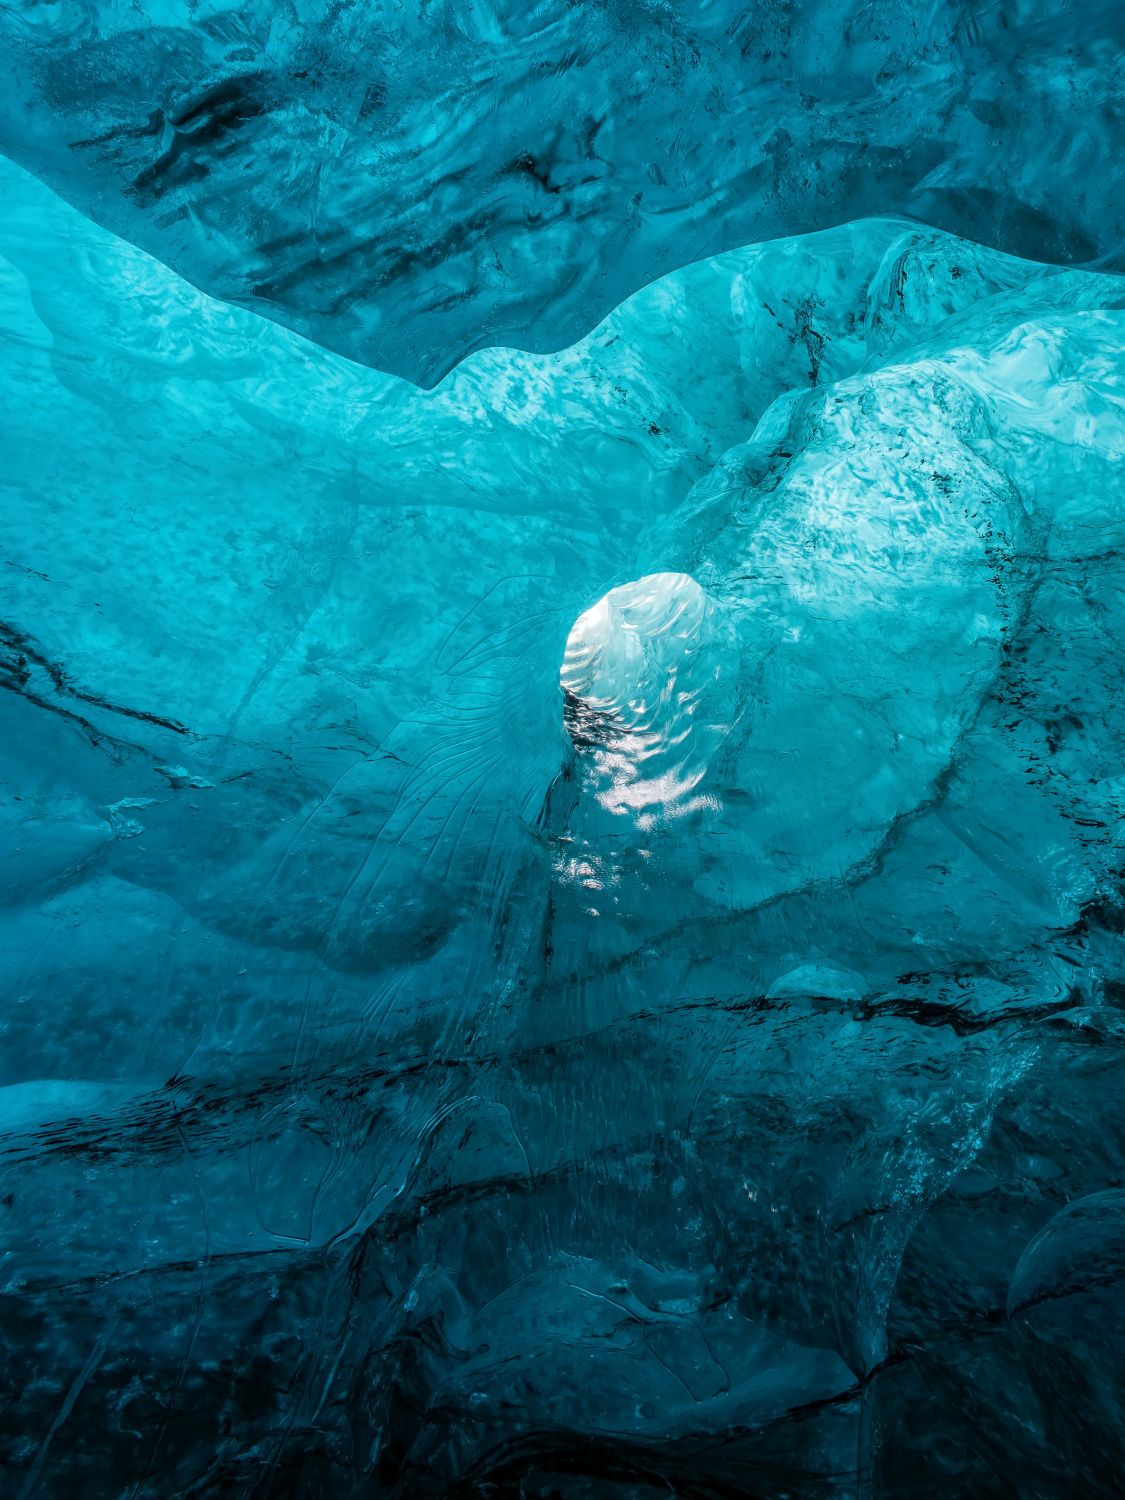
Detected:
left=5, top=154, right=1125, bottom=1496
left=1, top=0, right=1124, bottom=383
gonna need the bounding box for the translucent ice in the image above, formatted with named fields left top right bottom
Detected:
left=4, top=153, right=1125, bottom=1494
left=1, top=0, right=1124, bottom=383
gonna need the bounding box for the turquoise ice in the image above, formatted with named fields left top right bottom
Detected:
left=4, top=152, right=1125, bottom=1492
left=3, top=0, right=1122, bottom=384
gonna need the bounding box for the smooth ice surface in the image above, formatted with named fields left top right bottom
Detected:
left=1, top=0, right=1124, bottom=383
left=5, top=153, right=1125, bottom=1495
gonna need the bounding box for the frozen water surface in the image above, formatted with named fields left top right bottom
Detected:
left=4, top=138, right=1125, bottom=1495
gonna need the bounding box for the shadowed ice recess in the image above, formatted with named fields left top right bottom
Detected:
left=5, top=151, right=1125, bottom=1495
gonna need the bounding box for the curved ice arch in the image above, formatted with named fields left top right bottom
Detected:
left=0, top=0, right=1121, bottom=384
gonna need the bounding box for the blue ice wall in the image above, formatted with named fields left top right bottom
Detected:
left=5, top=144, right=1125, bottom=1492
left=1, top=0, right=1123, bottom=384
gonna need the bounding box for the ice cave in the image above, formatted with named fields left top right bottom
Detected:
left=2, top=3, right=1125, bottom=1496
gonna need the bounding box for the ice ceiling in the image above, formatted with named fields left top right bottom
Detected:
left=2, top=0, right=1124, bottom=384
left=4, top=4, right=1125, bottom=1498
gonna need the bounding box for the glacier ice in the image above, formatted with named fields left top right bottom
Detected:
left=1009, top=1190, right=1125, bottom=1490
left=4, top=142, right=1125, bottom=1497
left=1, top=0, right=1124, bottom=384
